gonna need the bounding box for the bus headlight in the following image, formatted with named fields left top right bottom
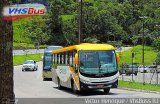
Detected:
left=80, top=78, right=91, bottom=84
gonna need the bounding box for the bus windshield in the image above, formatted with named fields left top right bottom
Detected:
left=43, top=54, right=53, bottom=70
left=79, top=50, right=117, bottom=74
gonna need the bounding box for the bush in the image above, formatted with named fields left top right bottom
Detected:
left=13, top=42, right=48, bottom=50
left=83, top=37, right=99, bottom=43
left=155, top=52, right=160, bottom=65
left=152, top=38, right=160, bottom=50
left=107, top=41, right=122, bottom=48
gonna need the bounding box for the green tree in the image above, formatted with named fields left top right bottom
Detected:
left=83, top=1, right=125, bottom=43
left=153, top=38, right=160, bottom=50
left=155, top=52, right=160, bottom=65
left=22, top=16, right=50, bottom=45
left=45, top=0, right=65, bottom=45
left=61, top=15, right=78, bottom=45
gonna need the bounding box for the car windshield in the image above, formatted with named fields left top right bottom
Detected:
left=24, top=61, right=34, bottom=64
left=79, top=50, right=117, bottom=74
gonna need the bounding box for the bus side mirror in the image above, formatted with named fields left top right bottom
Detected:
left=116, top=53, right=120, bottom=62
left=74, top=53, right=79, bottom=65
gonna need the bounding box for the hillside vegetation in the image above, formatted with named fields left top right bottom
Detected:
left=13, top=18, right=32, bottom=43
left=119, top=45, right=158, bottom=66
left=13, top=0, right=160, bottom=47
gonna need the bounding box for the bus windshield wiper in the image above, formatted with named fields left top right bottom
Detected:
left=97, top=52, right=102, bottom=74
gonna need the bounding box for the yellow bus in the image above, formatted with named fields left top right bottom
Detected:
left=52, top=43, right=120, bottom=94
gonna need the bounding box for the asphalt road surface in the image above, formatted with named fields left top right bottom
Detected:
left=14, top=62, right=160, bottom=103
left=119, top=73, right=160, bottom=84
left=13, top=47, right=132, bottom=56
left=13, top=49, right=44, bottom=55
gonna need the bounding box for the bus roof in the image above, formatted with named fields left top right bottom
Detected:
left=52, top=43, right=115, bottom=54
left=44, top=46, right=62, bottom=53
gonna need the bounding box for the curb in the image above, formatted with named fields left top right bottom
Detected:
left=118, top=87, right=160, bottom=94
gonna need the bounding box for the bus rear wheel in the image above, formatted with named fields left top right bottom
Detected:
left=103, top=88, right=110, bottom=94
left=57, top=78, right=62, bottom=89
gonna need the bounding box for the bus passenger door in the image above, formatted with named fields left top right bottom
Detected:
left=70, top=66, right=80, bottom=91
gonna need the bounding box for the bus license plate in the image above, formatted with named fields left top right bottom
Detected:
left=96, top=85, right=104, bottom=88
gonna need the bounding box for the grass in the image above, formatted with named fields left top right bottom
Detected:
left=119, top=80, right=160, bottom=92
left=119, top=45, right=158, bottom=66
left=13, top=42, right=48, bottom=49
left=13, top=53, right=43, bottom=65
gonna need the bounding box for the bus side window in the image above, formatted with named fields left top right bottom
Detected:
left=67, top=52, right=69, bottom=65
left=55, top=54, right=57, bottom=64
left=53, top=54, right=55, bottom=64
left=57, top=54, right=59, bottom=64
left=69, top=56, right=73, bottom=65
left=60, top=53, right=63, bottom=64
left=65, top=52, right=68, bottom=65
left=63, top=52, right=66, bottom=65
left=67, top=51, right=74, bottom=66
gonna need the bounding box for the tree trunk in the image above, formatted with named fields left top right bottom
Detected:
left=0, top=0, right=15, bottom=103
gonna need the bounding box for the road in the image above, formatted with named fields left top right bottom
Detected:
left=13, top=47, right=132, bottom=56
left=14, top=62, right=160, bottom=99
left=119, top=73, right=160, bottom=84
left=13, top=49, right=44, bottom=56
left=115, top=47, right=132, bottom=53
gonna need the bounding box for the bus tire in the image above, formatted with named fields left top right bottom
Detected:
left=43, top=78, right=46, bottom=81
left=57, top=78, right=62, bottom=89
left=103, top=88, right=110, bottom=94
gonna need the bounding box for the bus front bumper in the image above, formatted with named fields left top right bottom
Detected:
left=80, top=78, right=118, bottom=90
left=43, top=70, right=52, bottom=78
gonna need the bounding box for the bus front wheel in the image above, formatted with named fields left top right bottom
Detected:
left=103, top=88, right=110, bottom=94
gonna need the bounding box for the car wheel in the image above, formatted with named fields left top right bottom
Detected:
left=104, top=88, right=110, bottom=94
left=22, top=69, right=24, bottom=71
left=134, top=73, right=137, bottom=76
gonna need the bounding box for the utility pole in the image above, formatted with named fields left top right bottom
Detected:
left=132, top=52, right=134, bottom=81
left=155, top=24, right=160, bottom=84
left=78, top=0, right=83, bottom=44
left=139, top=16, right=147, bottom=85
left=0, top=0, right=15, bottom=103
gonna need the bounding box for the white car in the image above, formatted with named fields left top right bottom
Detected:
left=146, top=65, right=157, bottom=73
left=138, top=65, right=147, bottom=73
left=22, top=60, right=38, bottom=71
left=157, top=65, right=160, bottom=73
